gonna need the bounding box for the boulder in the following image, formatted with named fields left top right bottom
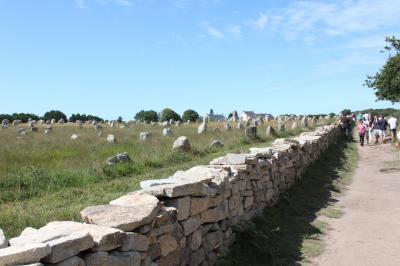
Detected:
left=175, top=121, right=181, bottom=127
left=50, top=119, right=56, bottom=124
left=9, top=230, right=94, bottom=264
left=10, top=221, right=123, bottom=252
left=58, top=118, right=65, bottom=124
left=210, top=140, right=224, bottom=148
left=106, top=152, right=131, bottom=165
left=12, top=120, right=21, bottom=126
left=245, top=126, right=257, bottom=140
left=198, top=123, right=207, bottom=134
left=71, top=134, right=80, bottom=140
left=106, top=134, right=116, bottom=144
left=0, top=229, right=7, bottom=248
left=0, top=243, right=51, bottom=266
left=139, top=132, right=151, bottom=141
left=1, top=119, right=9, bottom=125
left=81, top=193, right=160, bottom=232
left=162, top=121, right=170, bottom=127
left=172, top=136, right=191, bottom=152
left=158, top=234, right=178, bottom=256
left=163, top=128, right=173, bottom=136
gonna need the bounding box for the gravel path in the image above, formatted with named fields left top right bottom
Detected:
left=313, top=143, right=400, bottom=266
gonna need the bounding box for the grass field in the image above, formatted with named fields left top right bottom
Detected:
left=0, top=119, right=332, bottom=238
left=217, top=138, right=359, bottom=265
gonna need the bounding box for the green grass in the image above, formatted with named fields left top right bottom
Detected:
left=0, top=120, right=334, bottom=238
left=217, top=138, right=359, bottom=266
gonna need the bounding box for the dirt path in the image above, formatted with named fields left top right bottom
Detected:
left=313, top=143, right=400, bottom=266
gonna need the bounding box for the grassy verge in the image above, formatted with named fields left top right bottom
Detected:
left=0, top=123, right=319, bottom=238
left=217, top=139, right=359, bottom=265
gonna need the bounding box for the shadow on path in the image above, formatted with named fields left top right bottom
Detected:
left=218, top=139, right=358, bottom=266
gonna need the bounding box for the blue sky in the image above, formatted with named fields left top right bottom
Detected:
left=1, top=0, right=400, bottom=120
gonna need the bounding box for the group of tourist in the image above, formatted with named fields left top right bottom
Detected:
left=341, top=113, right=398, bottom=146
left=354, top=113, right=398, bottom=146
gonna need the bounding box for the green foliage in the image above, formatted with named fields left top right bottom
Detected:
left=354, top=108, right=400, bottom=119
left=341, top=109, right=352, bottom=116
left=365, top=36, right=400, bottom=103
left=0, top=113, right=40, bottom=123
left=160, top=108, right=181, bottom=122
left=69, top=113, right=104, bottom=122
left=42, top=110, right=67, bottom=122
left=134, top=110, right=158, bottom=122
left=182, top=109, right=200, bottom=122
left=117, top=116, right=123, bottom=123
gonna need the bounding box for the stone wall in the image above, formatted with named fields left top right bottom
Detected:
left=0, top=123, right=342, bottom=266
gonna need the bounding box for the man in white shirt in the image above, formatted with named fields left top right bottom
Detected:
left=387, top=115, right=398, bottom=141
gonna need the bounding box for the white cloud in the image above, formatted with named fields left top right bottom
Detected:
left=115, top=0, right=132, bottom=7
left=252, top=13, right=268, bottom=29
left=251, top=0, right=400, bottom=40
left=226, top=25, right=242, bottom=38
left=74, top=0, right=88, bottom=9
left=200, top=22, right=224, bottom=39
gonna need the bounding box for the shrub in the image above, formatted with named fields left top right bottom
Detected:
left=160, top=108, right=181, bottom=122
left=134, top=110, right=158, bottom=122
left=182, top=109, right=199, bottom=122
left=42, top=110, right=67, bottom=122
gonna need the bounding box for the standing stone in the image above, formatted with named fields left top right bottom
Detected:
left=203, top=116, right=209, bottom=124
left=210, top=140, right=224, bottom=148
left=1, top=119, right=9, bottom=126
left=172, top=136, right=191, bottom=152
left=76, top=120, right=83, bottom=128
left=245, top=126, right=257, bottom=140
left=162, top=121, right=170, bottom=127
left=58, top=118, right=65, bottom=124
left=106, top=152, right=131, bottom=165
left=198, top=123, right=207, bottom=134
left=0, top=229, right=7, bottom=248
left=175, top=121, right=181, bottom=127
left=139, top=132, right=151, bottom=141
left=291, top=122, right=298, bottom=130
left=71, top=134, right=80, bottom=140
left=277, top=121, right=285, bottom=132
left=17, top=128, right=26, bottom=136
left=106, top=134, right=116, bottom=144
left=237, top=122, right=244, bottom=129
left=266, top=126, right=276, bottom=137
left=95, top=124, right=103, bottom=131
left=12, top=120, right=21, bottom=126
left=50, top=119, right=56, bottom=124
left=163, top=128, right=173, bottom=136
left=301, top=117, right=308, bottom=127
left=224, top=123, right=232, bottom=131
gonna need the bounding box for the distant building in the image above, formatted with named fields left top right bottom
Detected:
left=240, top=111, right=274, bottom=122
left=207, top=109, right=226, bottom=121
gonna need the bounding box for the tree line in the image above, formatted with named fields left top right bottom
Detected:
left=0, top=110, right=104, bottom=123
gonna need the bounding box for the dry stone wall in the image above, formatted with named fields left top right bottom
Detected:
left=0, top=123, right=342, bottom=266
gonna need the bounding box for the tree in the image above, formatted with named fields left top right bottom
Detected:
left=42, top=110, right=67, bottom=122
left=117, top=116, right=123, bottom=123
left=182, top=109, right=199, bottom=122
left=365, top=36, right=400, bottom=103
left=160, top=108, right=181, bottom=122
left=134, top=110, right=158, bottom=122
left=340, top=109, right=352, bottom=116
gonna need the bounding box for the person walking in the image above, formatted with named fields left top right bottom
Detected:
left=341, top=115, right=351, bottom=140
left=357, top=120, right=366, bottom=146
left=387, top=115, right=398, bottom=142
left=373, top=115, right=380, bottom=144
